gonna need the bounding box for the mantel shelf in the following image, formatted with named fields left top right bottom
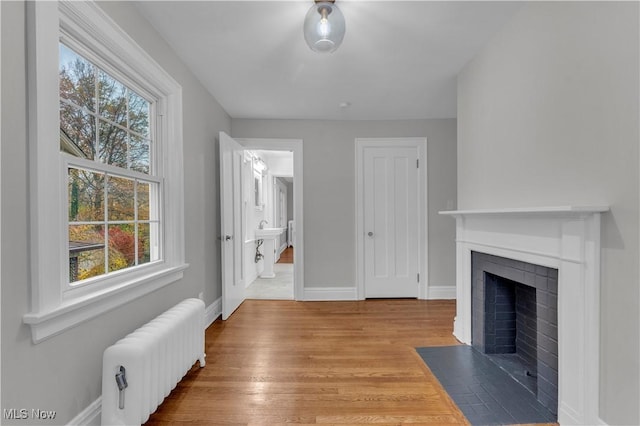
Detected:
left=446, top=203, right=605, bottom=425
left=439, top=205, right=609, bottom=216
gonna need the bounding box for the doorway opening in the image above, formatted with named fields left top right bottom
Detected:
left=236, top=139, right=304, bottom=302
left=242, top=150, right=294, bottom=300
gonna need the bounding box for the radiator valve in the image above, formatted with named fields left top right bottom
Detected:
left=115, top=366, right=128, bottom=409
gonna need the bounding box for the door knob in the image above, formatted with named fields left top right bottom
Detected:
left=367, top=232, right=374, bottom=237
left=225, top=235, right=233, bottom=241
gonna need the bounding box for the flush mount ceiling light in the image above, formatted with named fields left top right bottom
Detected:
left=303, top=0, right=346, bottom=53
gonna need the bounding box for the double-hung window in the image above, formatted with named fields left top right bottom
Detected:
left=60, top=43, right=160, bottom=285
left=24, top=1, right=187, bottom=343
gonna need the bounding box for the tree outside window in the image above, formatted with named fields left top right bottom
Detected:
left=59, top=43, right=159, bottom=284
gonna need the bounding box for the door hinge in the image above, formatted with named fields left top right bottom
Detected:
left=417, top=273, right=420, bottom=282
left=416, top=159, right=419, bottom=168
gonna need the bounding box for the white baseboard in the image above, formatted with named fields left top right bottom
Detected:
left=426, top=285, right=456, bottom=300
left=303, top=286, right=358, bottom=301
left=205, top=297, right=222, bottom=328
left=302, top=286, right=454, bottom=301
left=67, top=396, right=101, bottom=426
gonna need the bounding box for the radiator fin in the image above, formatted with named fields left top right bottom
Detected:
left=101, top=298, right=206, bottom=426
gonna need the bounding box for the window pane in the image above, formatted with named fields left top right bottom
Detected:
left=60, top=102, right=95, bottom=160
left=60, top=42, right=162, bottom=286
left=130, top=135, right=150, bottom=174
left=128, top=91, right=150, bottom=138
left=98, top=70, right=127, bottom=127
left=107, top=176, right=135, bottom=221
left=69, top=224, right=105, bottom=283
left=68, top=168, right=104, bottom=222
left=99, top=120, right=128, bottom=168
left=108, top=224, right=136, bottom=272
left=137, top=181, right=150, bottom=221
left=59, top=43, right=95, bottom=112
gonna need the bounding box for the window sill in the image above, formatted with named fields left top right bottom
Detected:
left=23, top=263, right=189, bottom=343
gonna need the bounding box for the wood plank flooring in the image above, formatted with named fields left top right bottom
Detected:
left=144, top=300, right=554, bottom=425
left=277, top=247, right=293, bottom=264
left=146, top=299, right=463, bottom=425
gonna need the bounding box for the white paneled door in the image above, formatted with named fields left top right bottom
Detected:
left=219, top=132, right=245, bottom=319
left=362, top=143, right=421, bottom=298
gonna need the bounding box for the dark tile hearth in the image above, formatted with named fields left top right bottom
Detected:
left=416, top=345, right=556, bottom=426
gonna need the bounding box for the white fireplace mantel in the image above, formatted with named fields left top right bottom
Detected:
left=440, top=206, right=609, bottom=425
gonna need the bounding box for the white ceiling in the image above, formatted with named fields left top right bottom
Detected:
left=134, top=1, right=523, bottom=121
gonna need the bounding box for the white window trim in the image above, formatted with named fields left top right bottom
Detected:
left=23, top=0, right=187, bottom=343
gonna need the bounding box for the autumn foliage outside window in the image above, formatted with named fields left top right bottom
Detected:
left=59, top=43, right=160, bottom=284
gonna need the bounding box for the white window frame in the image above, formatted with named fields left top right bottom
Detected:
left=23, top=1, right=187, bottom=343
left=62, top=156, right=163, bottom=293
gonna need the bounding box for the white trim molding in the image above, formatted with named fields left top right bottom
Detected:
left=24, top=0, right=186, bottom=343
left=303, top=286, right=358, bottom=301
left=440, top=205, right=608, bottom=425
left=67, top=397, right=101, bottom=426
left=205, top=297, right=222, bottom=328
left=24, top=265, right=187, bottom=343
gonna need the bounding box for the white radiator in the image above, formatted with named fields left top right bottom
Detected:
left=101, top=298, right=206, bottom=426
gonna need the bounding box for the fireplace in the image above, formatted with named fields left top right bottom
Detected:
left=471, top=252, right=558, bottom=414
left=440, top=206, right=608, bottom=425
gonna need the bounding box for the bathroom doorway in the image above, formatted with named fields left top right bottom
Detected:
left=236, top=139, right=303, bottom=301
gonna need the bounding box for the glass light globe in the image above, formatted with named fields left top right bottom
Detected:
left=303, top=2, right=346, bottom=53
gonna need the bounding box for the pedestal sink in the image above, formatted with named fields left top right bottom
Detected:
left=255, top=228, right=284, bottom=278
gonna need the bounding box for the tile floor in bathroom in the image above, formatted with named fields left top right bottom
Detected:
left=245, top=263, right=294, bottom=300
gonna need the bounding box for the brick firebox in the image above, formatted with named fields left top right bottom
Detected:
left=471, top=251, right=558, bottom=414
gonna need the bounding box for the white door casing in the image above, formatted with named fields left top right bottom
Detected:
left=356, top=138, right=427, bottom=299
left=274, top=177, right=288, bottom=253
left=220, top=132, right=245, bottom=319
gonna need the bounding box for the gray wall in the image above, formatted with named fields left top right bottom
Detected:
left=1, top=1, right=229, bottom=424
left=232, top=119, right=457, bottom=290
left=457, top=2, right=639, bottom=424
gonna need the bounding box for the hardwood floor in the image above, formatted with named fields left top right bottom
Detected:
left=145, top=300, right=557, bottom=425
left=146, top=299, right=466, bottom=425
left=277, top=246, right=293, bottom=264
